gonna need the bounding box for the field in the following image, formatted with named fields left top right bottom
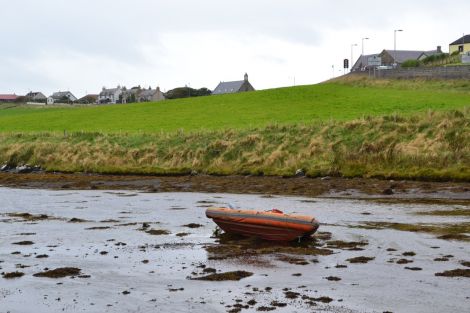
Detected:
left=0, top=77, right=469, bottom=180
left=1, top=77, right=470, bottom=133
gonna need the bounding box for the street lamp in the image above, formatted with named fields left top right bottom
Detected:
left=351, top=43, right=358, bottom=72
left=362, top=37, right=370, bottom=56
left=394, top=29, right=403, bottom=66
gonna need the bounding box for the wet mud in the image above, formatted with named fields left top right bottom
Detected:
left=192, top=271, right=254, bottom=281
left=0, top=187, right=469, bottom=313
left=435, top=269, right=470, bottom=278
left=33, top=267, right=82, bottom=278
left=1, top=172, right=469, bottom=201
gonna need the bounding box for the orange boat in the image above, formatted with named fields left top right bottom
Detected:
left=206, top=207, right=320, bottom=241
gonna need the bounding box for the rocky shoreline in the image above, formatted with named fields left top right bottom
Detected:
left=0, top=172, right=469, bottom=202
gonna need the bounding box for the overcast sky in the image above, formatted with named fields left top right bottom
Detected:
left=1, top=0, right=469, bottom=98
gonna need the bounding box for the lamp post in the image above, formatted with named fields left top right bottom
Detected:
left=394, top=29, right=403, bottom=66
left=362, top=37, right=369, bottom=56
left=351, top=43, right=358, bottom=72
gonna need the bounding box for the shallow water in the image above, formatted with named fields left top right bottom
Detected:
left=0, top=187, right=469, bottom=313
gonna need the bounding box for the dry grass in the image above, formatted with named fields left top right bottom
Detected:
left=0, top=109, right=468, bottom=181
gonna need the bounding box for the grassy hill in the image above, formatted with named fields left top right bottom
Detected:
left=1, top=77, right=469, bottom=133
left=0, top=77, right=468, bottom=181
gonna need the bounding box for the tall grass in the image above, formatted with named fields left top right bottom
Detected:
left=0, top=109, right=468, bottom=181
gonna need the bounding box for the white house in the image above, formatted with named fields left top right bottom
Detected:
left=47, top=91, right=77, bottom=104
left=98, top=86, right=123, bottom=104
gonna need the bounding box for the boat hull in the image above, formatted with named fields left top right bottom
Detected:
left=206, top=208, right=319, bottom=241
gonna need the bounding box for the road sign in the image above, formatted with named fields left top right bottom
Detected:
left=368, top=56, right=382, bottom=66
left=344, top=59, right=349, bottom=69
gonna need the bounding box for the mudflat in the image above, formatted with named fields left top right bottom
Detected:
left=0, top=172, right=469, bottom=200
left=1, top=175, right=469, bottom=313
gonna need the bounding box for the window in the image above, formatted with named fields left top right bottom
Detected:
left=459, top=45, right=464, bottom=53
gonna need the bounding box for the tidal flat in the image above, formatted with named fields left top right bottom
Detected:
left=0, top=187, right=469, bottom=313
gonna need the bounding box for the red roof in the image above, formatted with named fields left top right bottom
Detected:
left=0, top=94, right=18, bottom=101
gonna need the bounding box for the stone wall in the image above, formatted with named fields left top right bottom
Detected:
left=372, top=65, right=470, bottom=79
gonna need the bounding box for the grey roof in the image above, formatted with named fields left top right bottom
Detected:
left=213, top=80, right=245, bottom=94
left=99, top=88, right=121, bottom=97
left=421, top=49, right=443, bottom=58
left=352, top=53, right=380, bottom=70
left=383, top=50, right=427, bottom=63
left=450, top=35, right=470, bottom=45
left=51, top=91, right=75, bottom=99
left=139, top=89, right=157, bottom=97
left=26, top=92, right=46, bottom=98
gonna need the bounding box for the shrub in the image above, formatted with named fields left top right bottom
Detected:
left=401, top=59, right=421, bottom=68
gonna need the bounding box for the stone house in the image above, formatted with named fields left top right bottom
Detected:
left=137, top=86, right=165, bottom=102
left=212, top=73, right=255, bottom=95
left=25, top=92, right=47, bottom=103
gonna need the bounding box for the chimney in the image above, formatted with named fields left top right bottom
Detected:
left=437, top=46, right=442, bottom=53
left=244, top=73, right=248, bottom=82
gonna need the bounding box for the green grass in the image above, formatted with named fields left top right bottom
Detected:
left=1, top=77, right=470, bottom=133
left=0, top=109, right=468, bottom=181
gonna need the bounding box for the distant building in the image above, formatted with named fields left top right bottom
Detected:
left=48, top=91, right=77, bottom=104
left=137, top=86, right=165, bottom=102
left=98, top=86, right=123, bottom=104
left=212, top=73, right=255, bottom=95
left=352, top=47, right=443, bottom=71
left=449, top=35, right=470, bottom=54
left=76, top=94, right=98, bottom=104
left=0, top=94, right=18, bottom=103
left=25, top=92, right=47, bottom=103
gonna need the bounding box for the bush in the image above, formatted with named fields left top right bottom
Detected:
left=401, top=59, right=421, bottom=68
left=422, top=53, right=448, bottom=64
left=165, top=87, right=212, bottom=99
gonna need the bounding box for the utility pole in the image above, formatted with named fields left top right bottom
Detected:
left=351, top=43, right=358, bottom=72
left=362, top=37, right=369, bottom=56
left=394, top=29, right=403, bottom=66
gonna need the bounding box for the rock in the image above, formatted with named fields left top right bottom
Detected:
left=382, top=188, right=394, bottom=195
left=190, top=170, right=198, bottom=176
left=1, top=164, right=10, bottom=172
left=16, top=165, right=34, bottom=174
left=295, top=169, right=305, bottom=177
left=321, top=176, right=331, bottom=181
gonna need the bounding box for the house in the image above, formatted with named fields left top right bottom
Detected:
left=379, top=50, right=428, bottom=66
left=0, top=94, right=18, bottom=103
left=137, top=86, right=165, bottom=102
left=121, top=86, right=142, bottom=103
left=48, top=91, right=77, bottom=104
left=418, top=46, right=443, bottom=60
left=98, top=86, right=123, bottom=104
left=76, top=94, right=98, bottom=104
left=212, top=73, right=255, bottom=95
left=449, top=35, right=470, bottom=54
left=25, top=92, right=47, bottom=103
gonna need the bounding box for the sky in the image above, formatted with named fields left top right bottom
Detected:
left=1, top=0, right=469, bottom=98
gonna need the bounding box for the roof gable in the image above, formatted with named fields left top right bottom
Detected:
left=450, top=35, right=470, bottom=45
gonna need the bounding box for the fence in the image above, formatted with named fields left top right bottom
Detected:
left=352, top=65, right=470, bottom=80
